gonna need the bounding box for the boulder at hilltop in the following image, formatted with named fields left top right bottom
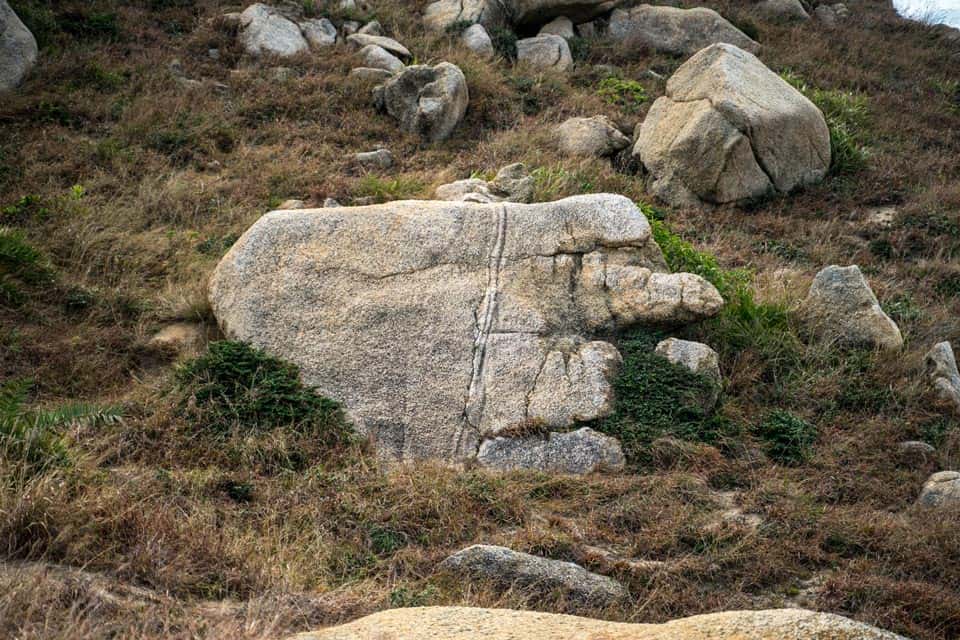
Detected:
left=801, top=265, right=902, bottom=351
left=608, top=5, right=758, bottom=56
left=209, top=195, right=722, bottom=464
left=374, top=62, right=469, bottom=143
left=1, top=0, right=38, bottom=91
left=634, top=43, right=830, bottom=207
left=438, top=545, right=629, bottom=605
left=287, top=606, right=907, bottom=639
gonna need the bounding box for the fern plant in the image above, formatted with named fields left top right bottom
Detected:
left=0, top=379, right=122, bottom=474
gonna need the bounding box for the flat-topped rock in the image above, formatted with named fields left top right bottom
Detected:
left=209, top=195, right=722, bottom=463
left=287, top=606, right=907, bottom=639
left=609, top=5, right=758, bottom=56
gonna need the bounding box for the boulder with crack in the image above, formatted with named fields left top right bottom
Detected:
left=634, top=43, right=830, bottom=207
left=1, top=0, right=37, bottom=92
left=608, top=5, right=758, bottom=56
left=209, top=194, right=723, bottom=464
left=374, top=62, right=469, bottom=143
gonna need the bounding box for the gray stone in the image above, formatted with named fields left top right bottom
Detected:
left=539, top=16, right=575, bottom=39
left=423, top=0, right=615, bottom=31
left=918, top=471, right=960, bottom=507
left=608, top=5, right=758, bottom=56
left=358, top=44, right=404, bottom=73
left=349, top=67, right=394, bottom=82
left=801, top=265, right=902, bottom=351
left=346, top=33, right=411, bottom=59
left=477, top=427, right=625, bottom=474
left=815, top=3, right=849, bottom=27
left=374, top=62, right=469, bottom=143
left=437, top=545, right=629, bottom=605
left=239, top=4, right=309, bottom=57
left=516, top=34, right=572, bottom=72
left=554, top=115, right=630, bottom=157
left=278, top=199, right=307, bottom=209
left=423, top=0, right=505, bottom=32
left=341, top=20, right=360, bottom=36
left=634, top=44, right=830, bottom=207
left=897, top=441, right=936, bottom=467
left=925, top=341, right=960, bottom=415
left=322, top=197, right=342, bottom=207
left=757, top=0, right=810, bottom=22
left=209, top=194, right=723, bottom=463
left=462, top=23, right=495, bottom=59
left=299, top=17, right=337, bottom=48
left=509, top=0, right=620, bottom=27
left=1, top=0, right=38, bottom=91
left=354, top=148, right=394, bottom=169
left=655, top=337, right=721, bottom=408
left=358, top=20, right=381, bottom=36
left=435, top=163, right=535, bottom=203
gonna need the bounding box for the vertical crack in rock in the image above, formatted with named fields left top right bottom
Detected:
left=458, top=205, right=508, bottom=454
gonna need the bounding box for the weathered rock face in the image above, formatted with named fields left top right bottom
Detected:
left=424, top=0, right=615, bottom=31
left=757, top=0, right=810, bottom=22
left=634, top=43, right=830, bottom=207
left=374, top=62, right=469, bottom=143
left=539, top=16, right=575, bottom=39
left=516, top=34, right=573, bottom=72
left=554, top=115, right=630, bottom=157
left=477, top=427, right=625, bottom=474
left=801, top=265, right=903, bottom=351
left=437, top=545, right=629, bottom=605
left=925, top=341, right=960, bottom=415
left=436, top=163, right=535, bottom=203
left=300, top=18, right=337, bottom=48
left=1, top=0, right=37, bottom=92
left=358, top=44, right=404, bottom=73
left=510, top=0, right=620, bottom=27
left=608, top=5, right=758, bottom=56
left=239, top=4, right=309, bottom=57
left=918, top=471, right=960, bottom=507
left=288, top=606, right=907, bottom=640
left=462, top=23, right=495, bottom=59
left=423, top=0, right=506, bottom=31
left=209, top=195, right=722, bottom=463
left=346, top=33, right=411, bottom=59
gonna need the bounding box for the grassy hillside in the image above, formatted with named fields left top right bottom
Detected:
left=1, top=1, right=959, bottom=638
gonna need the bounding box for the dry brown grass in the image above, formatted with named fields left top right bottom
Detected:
left=2, top=0, right=960, bottom=638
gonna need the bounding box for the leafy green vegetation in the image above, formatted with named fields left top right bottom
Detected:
left=1, top=195, right=50, bottom=225
left=176, top=341, right=352, bottom=442
left=0, top=379, right=122, bottom=476
left=593, top=330, right=735, bottom=466
left=489, top=26, right=517, bottom=60
left=532, top=164, right=595, bottom=201
left=782, top=72, right=870, bottom=175
left=0, top=227, right=53, bottom=306
left=354, top=175, right=426, bottom=203
left=597, top=77, right=648, bottom=113
left=754, top=410, right=817, bottom=465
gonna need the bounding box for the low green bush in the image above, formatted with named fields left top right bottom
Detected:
left=597, top=77, right=648, bottom=113
left=176, top=341, right=352, bottom=443
left=489, top=27, right=517, bottom=60
left=754, top=410, right=817, bottom=465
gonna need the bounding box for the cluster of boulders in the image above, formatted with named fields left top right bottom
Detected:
left=227, top=3, right=338, bottom=57
left=1, top=0, right=37, bottom=92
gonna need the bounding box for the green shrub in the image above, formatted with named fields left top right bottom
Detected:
left=0, top=379, right=122, bottom=476
left=650, top=217, right=745, bottom=299
left=0, top=228, right=53, bottom=306
left=1, top=195, right=50, bottom=225
left=489, top=26, right=517, bottom=60
left=354, top=176, right=426, bottom=203
left=568, top=35, right=590, bottom=61
left=176, top=341, right=352, bottom=442
left=444, top=19, right=474, bottom=35
left=754, top=410, right=817, bottom=465
left=592, top=330, right=735, bottom=466
left=597, top=77, right=648, bottom=113
left=782, top=72, right=869, bottom=175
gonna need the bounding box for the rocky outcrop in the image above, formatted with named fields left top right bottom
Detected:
left=373, top=62, right=469, bottom=143
left=209, top=195, right=722, bottom=464
left=510, top=0, right=620, bottom=27
left=435, top=163, right=535, bottom=203
left=634, top=43, right=830, bottom=207
left=554, top=115, right=630, bottom=157
left=757, top=0, right=810, bottom=22
left=608, top=5, right=758, bottom=56
left=288, top=606, right=907, bottom=639
left=925, top=341, right=960, bottom=414
left=423, top=0, right=617, bottom=31
left=299, top=18, right=338, bottom=48
left=423, top=0, right=506, bottom=32
left=655, top=337, right=721, bottom=409
left=239, top=4, right=310, bottom=57
left=437, top=545, right=629, bottom=605
left=462, top=23, right=495, bottom=59
left=516, top=34, right=573, bottom=72
left=918, top=471, right=960, bottom=507
left=801, top=265, right=903, bottom=351
left=477, top=427, right=625, bottom=474
left=1, top=0, right=37, bottom=91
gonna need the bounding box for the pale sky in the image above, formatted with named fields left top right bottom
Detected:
left=893, top=0, right=960, bottom=27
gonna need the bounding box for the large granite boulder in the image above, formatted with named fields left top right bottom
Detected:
left=608, top=5, right=758, bottom=56
left=510, top=0, right=620, bottom=27
left=925, top=341, right=960, bottom=415
left=423, top=0, right=506, bottom=31
left=634, top=43, right=830, bottom=207
left=239, top=4, right=309, bottom=57
left=801, top=265, right=902, bottom=351
left=1, top=0, right=38, bottom=91
left=374, top=62, right=469, bottom=142
left=554, top=115, right=631, bottom=157
left=918, top=471, right=960, bottom=507
left=437, top=545, right=629, bottom=605
left=423, top=0, right=617, bottom=31
left=209, top=195, right=723, bottom=464
left=288, top=606, right=907, bottom=639
left=516, top=34, right=573, bottom=72
left=757, top=0, right=810, bottom=22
